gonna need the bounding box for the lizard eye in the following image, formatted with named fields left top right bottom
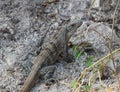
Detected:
left=66, top=23, right=76, bottom=31
left=71, top=24, right=76, bottom=27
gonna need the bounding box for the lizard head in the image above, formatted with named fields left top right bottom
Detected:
left=66, top=19, right=83, bottom=40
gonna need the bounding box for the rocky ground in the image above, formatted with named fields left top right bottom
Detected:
left=0, top=0, right=120, bottom=92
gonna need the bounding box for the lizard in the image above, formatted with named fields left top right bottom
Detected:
left=20, top=19, right=83, bottom=92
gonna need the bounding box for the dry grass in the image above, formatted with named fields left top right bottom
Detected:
left=71, top=0, right=120, bottom=92
left=71, top=48, right=120, bottom=92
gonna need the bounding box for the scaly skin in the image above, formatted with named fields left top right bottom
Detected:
left=21, top=19, right=83, bottom=92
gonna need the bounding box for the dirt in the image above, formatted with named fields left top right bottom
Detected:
left=0, top=0, right=120, bottom=92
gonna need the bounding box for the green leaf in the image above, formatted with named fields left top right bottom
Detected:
left=72, top=46, right=77, bottom=55
left=72, top=46, right=77, bottom=52
left=85, top=55, right=94, bottom=67
left=74, top=51, right=83, bottom=60
left=81, top=84, right=91, bottom=91
left=72, top=46, right=82, bottom=60
left=69, top=81, right=78, bottom=87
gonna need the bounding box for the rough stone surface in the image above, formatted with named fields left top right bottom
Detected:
left=0, top=0, right=120, bottom=92
left=70, top=22, right=120, bottom=56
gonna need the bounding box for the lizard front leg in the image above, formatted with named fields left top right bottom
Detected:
left=63, top=29, right=73, bottom=63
